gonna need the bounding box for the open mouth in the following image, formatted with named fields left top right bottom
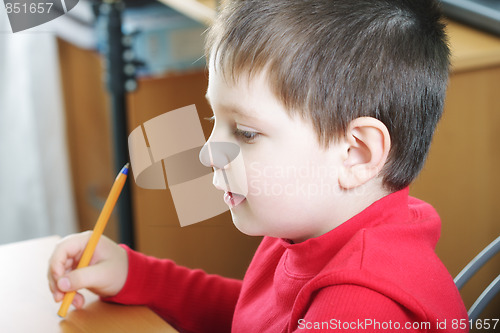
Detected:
left=224, top=191, right=246, bottom=208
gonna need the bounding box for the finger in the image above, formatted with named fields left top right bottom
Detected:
left=48, top=270, right=57, bottom=294
left=48, top=232, right=91, bottom=279
left=64, top=258, right=75, bottom=272
left=53, top=290, right=64, bottom=303
left=48, top=266, right=65, bottom=301
left=48, top=275, right=64, bottom=302
left=57, top=264, right=107, bottom=294
left=72, top=292, right=85, bottom=309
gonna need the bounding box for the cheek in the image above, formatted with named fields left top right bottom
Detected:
left=246, top=153, right=340, bottom=204
left=245, top=159, right=306, bottom=203
left=246, top=159, right=284, bottom=199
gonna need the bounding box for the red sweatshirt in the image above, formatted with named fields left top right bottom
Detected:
left=105, top=188, right=468, bottom=332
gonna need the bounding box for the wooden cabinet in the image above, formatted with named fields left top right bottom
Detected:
left=57, top=39, right=119, bottom=241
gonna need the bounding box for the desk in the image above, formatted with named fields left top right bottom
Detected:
left=0, top=236, right=177, bottom=333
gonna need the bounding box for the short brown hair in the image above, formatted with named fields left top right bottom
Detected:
left=206, top=0, right=450, bottom=192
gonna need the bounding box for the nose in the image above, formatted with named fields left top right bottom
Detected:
left=199, top=141, right=241, bottom=169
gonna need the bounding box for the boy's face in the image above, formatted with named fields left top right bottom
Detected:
left=204, top=65, right=349, bottom=243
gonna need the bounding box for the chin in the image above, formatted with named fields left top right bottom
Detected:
left=231, top=216, right=261, bottom=237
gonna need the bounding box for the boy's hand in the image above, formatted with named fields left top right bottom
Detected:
left=47, top=231, right=128, bottom=309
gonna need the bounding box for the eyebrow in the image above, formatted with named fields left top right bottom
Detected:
left=205, top=94, right=261, bottom=121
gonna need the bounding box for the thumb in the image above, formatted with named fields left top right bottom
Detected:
left=57, top=265, right=105, bottom=293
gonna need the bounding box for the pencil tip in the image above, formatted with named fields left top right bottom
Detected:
left=120, top=163, right=130, bottom=176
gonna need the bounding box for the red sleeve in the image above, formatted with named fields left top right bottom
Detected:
left=103, top=245, right=242, bottom=333
left=294, top=285, right=421, bottom=332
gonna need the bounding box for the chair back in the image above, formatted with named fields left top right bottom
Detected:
left=454, top=236, right=500, bottom=321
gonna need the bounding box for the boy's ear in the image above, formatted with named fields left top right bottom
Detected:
left=338, top=117, right=391, bottom=189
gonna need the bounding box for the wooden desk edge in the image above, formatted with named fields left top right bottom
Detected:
left=0, top=236, right=178, bottom=333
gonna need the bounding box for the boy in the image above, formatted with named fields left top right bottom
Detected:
left=48, top=0, right=468, bottom=331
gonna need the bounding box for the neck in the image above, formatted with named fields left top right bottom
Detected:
left=292, top=180, right=391, bottom=244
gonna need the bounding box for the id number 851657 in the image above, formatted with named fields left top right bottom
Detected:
left=5, top=2, right=53, bottom=14
left=452, top=318, right=499, bottom=330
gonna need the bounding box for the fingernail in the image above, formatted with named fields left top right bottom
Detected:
left=58, top=277, right=70, bottom=291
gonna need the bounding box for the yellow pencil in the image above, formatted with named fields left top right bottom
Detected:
left=58, top=163, right=130, bottom=318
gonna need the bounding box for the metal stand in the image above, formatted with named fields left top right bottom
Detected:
left=97, top=0, right=137, bottom=248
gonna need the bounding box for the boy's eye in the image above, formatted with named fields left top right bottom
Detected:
left=234, top=127, right=260, bottom=143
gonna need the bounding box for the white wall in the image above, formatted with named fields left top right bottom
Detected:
left=0, top=9, right=77, bottom=244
